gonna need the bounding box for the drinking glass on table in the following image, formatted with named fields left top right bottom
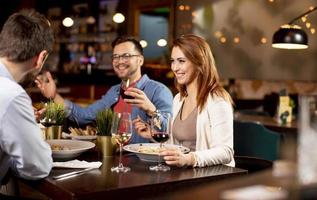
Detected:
left=111, top=112, right=132, bottom=173
left=37, top=103, right=55, bottom=138
left=149, top=112, right=171, bottom=172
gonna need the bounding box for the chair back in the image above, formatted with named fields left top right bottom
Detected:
left=234, top=120, right=280, bottom=161
left=1, top=171, right=20, bottom=197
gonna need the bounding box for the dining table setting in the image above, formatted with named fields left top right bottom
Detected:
left=20, top=148, right=247, bottom=200
left=20, top=139, right=247, bottom=200
left=22, top=109, right=247, bottom=200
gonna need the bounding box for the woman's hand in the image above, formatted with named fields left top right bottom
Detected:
left=132, top=116, right=152, bottom=139
left=35, top=71, right=57, bottom=99
left=124, top=88, right=156, bottom=116
left=161, top=150, right=196, bottom=167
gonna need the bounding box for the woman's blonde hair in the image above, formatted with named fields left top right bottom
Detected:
left=172, top=34, right=233, bottom=112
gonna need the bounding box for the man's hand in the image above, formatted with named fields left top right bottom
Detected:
left=124, top=88, right=156, bottom=116
left=34, top=107, right=45, bottom=122
left=132, top=116, right=152, bottom=139
left=35, top=71, right=56, bottom=99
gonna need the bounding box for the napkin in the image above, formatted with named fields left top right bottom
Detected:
left=53, top=159, right=102, bottom=169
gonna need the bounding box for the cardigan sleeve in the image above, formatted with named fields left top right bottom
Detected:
left=194, top=98, right=235, bottom=167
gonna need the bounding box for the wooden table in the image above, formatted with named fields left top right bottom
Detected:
left=150, top=168, right=317, bottom=200
left=21, top=152, right=247, bottom=200
left=235, top=113, right=298, bottom=135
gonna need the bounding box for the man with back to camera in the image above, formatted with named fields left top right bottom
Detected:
left=36, top=36, right=173, bottom=144
left=0, top=10, right=54, bottom=184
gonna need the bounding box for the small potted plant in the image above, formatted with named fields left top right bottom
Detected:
left=41, top=100, right=66, bottom=140
left=96, top=108, right=116, bottom=157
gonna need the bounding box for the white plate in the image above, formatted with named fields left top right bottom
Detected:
left=46, top=139, right=95, bottom=160
left=62, top=132, right=97, bottom=141
left=123, top=143, right=190, bottom=162
left=71, top=135, right=97, bottom=141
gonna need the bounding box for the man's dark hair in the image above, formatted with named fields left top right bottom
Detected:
left=111, top=36, right=143, bottom=55
left=0, top=9, right=54, bottom=62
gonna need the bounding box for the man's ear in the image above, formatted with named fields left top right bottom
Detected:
left=35, top=50, right=48, bottom=69
left=138, top=55, right=144, bottom=66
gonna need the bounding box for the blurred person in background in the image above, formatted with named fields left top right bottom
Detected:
left=36, top=36, right=173, bottom=144
left=0, top=10, right=54, bottom=185
left=134, top=34, right=235, bottom=167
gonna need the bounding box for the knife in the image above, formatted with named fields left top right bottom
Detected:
left=52, top=168, right=95, bottom=180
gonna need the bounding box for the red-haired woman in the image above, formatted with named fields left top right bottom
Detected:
left=134, top=34, right=234, bottom=167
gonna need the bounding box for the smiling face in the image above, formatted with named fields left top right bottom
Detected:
left=170, top=46, right=197, bottom=87
left=112, top=41, right=143, bottom=82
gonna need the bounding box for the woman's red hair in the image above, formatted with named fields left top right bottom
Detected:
left=172, top=34, right=233, bottom=112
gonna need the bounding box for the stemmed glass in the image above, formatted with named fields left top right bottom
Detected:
left=111, top=112, right=132, bottom=173
left=149, top=112, right=171, bottom=172
left=38, top=103, right=56, bottom=139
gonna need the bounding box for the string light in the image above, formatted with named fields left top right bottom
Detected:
left=261, top=37, right=267, bottom=44
left=220, top=37, right=226, bottom=43
left=233, top=37, right=240, bottom=44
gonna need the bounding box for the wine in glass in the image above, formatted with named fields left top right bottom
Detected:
left=120, top=79, right=134, bottom=99
left=111, top=112, right=132, bottom=173
left=149, top=112, right=171, bottom=172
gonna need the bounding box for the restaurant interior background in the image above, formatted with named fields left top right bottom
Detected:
left=1, top=0, right=317, bottom=112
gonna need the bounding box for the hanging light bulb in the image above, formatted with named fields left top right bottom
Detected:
left=86, top=16, right=96, bottom=24
left=140, top=40, right=148, bottom=48
left=157, top=39, right=167, bottom=47
left=113, top=13, right=125, bottom=23
left=62, top=17, right=74, bottom=27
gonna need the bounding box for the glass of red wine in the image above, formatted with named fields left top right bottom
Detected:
left=149, top=112, right=171, bottom=172
left=120, top=79, right=134, bottom=100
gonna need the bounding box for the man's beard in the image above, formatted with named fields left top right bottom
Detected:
left=114, top=64, right=138, bottom=81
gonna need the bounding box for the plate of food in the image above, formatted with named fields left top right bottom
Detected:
left=46, top=139, right=95, bottom=160
left=123, top=143, right=190, bottom=162
left=68, top=127, right=97, bottom=141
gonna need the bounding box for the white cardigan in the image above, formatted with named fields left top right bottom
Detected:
left=169, top=93, right=235, bottom=167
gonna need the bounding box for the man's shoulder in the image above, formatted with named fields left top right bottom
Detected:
left=143, top=77, right=168, bottom=90
left=0, top=77, right=24, bottom=96
left=0, top=77, right=28, bottom=114
left=107, top=83, right=120, bottom=92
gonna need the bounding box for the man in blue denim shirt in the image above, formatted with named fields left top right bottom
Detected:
left=36, top=36, right=173, bottom=143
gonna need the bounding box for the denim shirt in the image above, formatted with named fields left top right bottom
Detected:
left=65, top=74, right=173, bottom=144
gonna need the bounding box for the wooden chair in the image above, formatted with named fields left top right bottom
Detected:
left=1, top=172, right=40, bottom=200
left=233, top=120, right=280, bottom=173
left=1, top=172, right=20, bottom=199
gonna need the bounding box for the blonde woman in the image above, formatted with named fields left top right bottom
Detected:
left=134, top=34, right=234, bottom=167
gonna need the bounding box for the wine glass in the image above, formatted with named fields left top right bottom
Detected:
left=120, top=79, right=134, bottom=100
left=149, top=112, right=171, bottom=172
left=38, top=103, right=55, bottom=139
left=111, top=112, right=132, bottom=173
